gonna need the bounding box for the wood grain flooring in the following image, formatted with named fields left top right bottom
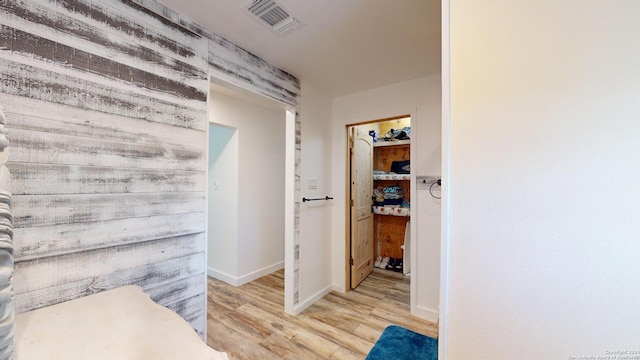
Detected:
left=206, top=269, right=438, bottom=359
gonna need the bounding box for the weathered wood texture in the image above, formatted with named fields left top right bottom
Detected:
left=130, top=0, right=300, bottom=107
left=0, top=106, right=16, bottom=359
left=0, top=0, right=207, bottom=336
left=1, top=0, right=302, bottom=340
left=374, top=143, right=410, bottom=173
left=375, top=215, right=409, bottom=259
left=131, top=0, right=304, bottom=305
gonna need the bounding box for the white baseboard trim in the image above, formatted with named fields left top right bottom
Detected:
left=413, top=305, right=439, bottom=323
left=207, top=267, right=238, bottom=286
left=331, top=283, right=345, bottom=293
left=292, top=284, right=334, bottom=315
left=237, top=261, right=284, bottom=286
left=207, top=261, right=285, bottom=287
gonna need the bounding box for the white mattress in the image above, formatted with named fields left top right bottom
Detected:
left=15, top=285, right=228, bottom=360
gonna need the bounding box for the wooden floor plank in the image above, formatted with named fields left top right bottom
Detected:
left=322, top=292, right=374, bottom=315
left=330, top=346, right=365, bottom=360
left=210, top=305, right=274, bottom=344
left=236, top=303, right=341, bottom=357
left=206, top=268, right=438, bottom=359
left=292, top=313, right=373, bottom=356
left=301, top=301, right=363, bottom=333
left=207, top=319, right=280, bottom=360
left=259, top=332, right=323, bottom=359
left=353, top=323, right=384, bottom=343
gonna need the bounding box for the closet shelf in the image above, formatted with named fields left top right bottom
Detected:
left=373, top=139, right=410, bottom=148
left=373, top=173, right=410, bottom=181
left=373, top=206, right=410, bottom=217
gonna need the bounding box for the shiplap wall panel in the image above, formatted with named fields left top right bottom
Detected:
left=15, top=212, right=205, bottom=260
left=149, top=278, right=206, bottom=334
left=4, top=95, right=207, bottom=151
left=0, top=0, right=208, bottom=91
left=13, top=193, right=205, bottom=228
left=147, top=273, right=204, bottom=307
left=2, top=0, right=303, bottom=341
left=205, top=39, right=300, bottom=106
left=15, top=243, right=204, bottom=311
left=10, top=163, right=205, bottom=195
left=131, top=0, right=305, bottom=305
left=15, top=232, right=205, bottom=306
left=1, top=0, right=210, bottom=335
left=0, top=58, right=206, bottom=130
left=129, top=0, right=301, bottom=105
left=9, top=128, right=206, bottom=171
left=166, top=293, right=206, bottom=335
left=128, top=0, right=306, bottom=305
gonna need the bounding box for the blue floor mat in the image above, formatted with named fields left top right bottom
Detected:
left=366, top=325, right=438, bottom=360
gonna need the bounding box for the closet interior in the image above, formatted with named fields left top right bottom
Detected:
left=359, top=116, right=411, bottom=276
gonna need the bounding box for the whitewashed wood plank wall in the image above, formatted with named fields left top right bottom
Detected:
left=0, top=106, right=16, bottom=359
left=0, top=0, right=302, bottom=338
left=131, top=0, right=304, bottom=305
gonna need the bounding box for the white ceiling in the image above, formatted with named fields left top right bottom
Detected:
left=159, top=0, right=441, bottom=97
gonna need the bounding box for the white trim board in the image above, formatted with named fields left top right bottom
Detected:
left=439, top=0, right=452, bottom=359
left=292, top=285, right=334, bottom=316
left=207, top=261, right=284, bottom=287
left=414, top=305, right=439, bottom=324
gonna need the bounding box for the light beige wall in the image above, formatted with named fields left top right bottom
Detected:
left=208, top=88, right=285, bottom=284
left=332, top=75, right=441, bottom=321
left=446, top=0, right=640, bottom=358
left=296, top=81, right=335, bottom=311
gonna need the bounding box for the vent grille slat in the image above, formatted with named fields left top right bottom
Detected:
left=244, top=0, right=304, bottom=35
left=248, top=0, right=275, bottom=16
left=260, top=6, right=289, bottom=26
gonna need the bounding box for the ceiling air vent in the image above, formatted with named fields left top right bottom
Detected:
left=245, top=0, right=304, bottom=35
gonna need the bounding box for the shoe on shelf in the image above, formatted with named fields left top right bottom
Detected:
left=394, top=259, right=403, bottom=272
left=374, top=256, right=382, bottom=268
left=386, top=258, right=396, bottom=271
left=379, top=257, right=390, bottom=269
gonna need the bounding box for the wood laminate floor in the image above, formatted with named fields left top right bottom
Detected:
left=206, top=269, right=438, bottom=359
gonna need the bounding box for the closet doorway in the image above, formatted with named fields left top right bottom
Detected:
left=207, top=78, right=296, bottom=310
left=346, top=115, right=412, bottom=289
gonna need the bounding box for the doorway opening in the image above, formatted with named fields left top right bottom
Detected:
left=208, top=122, right=239, bottom=282
left=346, top=115, right=412, bottom=291
left=206, top=78, right=296, bottom=313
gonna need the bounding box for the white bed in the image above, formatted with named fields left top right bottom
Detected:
left=15, top=285, right=228, bottom=360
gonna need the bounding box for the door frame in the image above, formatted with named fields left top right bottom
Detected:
left=344, top=114, right=412, bottom=290
left=439, top=0, right=451, bottom=358
left=206, top=75, right=298, bottom=315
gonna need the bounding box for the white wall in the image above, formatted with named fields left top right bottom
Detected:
left=208, top=124, right=239, bottom=278
left=331, top=75, right=442, bottom=321
left=208, top=87, right=286, bottom=284
left=295, top=81, right=335, bottom=311
left=446, top=1, right=640, bottom=358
